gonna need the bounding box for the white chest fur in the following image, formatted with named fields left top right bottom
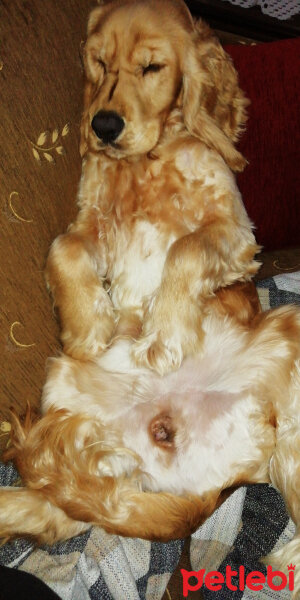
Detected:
left=107, top=220, right=176, bottom=310
left=77, top=140, right=252, bottom=316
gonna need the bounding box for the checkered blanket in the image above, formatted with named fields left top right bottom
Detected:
left=0, top=271, right=299, bottom=599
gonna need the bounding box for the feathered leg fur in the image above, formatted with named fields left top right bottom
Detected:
left=1, top=410, right=227, bottom=544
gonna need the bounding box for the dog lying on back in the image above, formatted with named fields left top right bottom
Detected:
left=46, top=0, right=259, bottom=376
left=1, top=285, right=300, bottom=596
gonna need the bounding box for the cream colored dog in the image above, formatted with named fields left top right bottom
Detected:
left=46, top=0, right=259, bottom=376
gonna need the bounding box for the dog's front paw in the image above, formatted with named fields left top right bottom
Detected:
left=61, top=289, right=116, bottom=360
left=131, top=333, right=183, bottom=375
left=62, top=311, right=115, bottom=360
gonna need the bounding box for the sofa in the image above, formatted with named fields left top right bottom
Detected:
left=0, top=1, right=299, bottom=598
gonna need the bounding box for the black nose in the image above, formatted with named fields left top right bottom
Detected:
left=91, top=110, right=125, bottom=144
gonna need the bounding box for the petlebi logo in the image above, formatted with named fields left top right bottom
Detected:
left=181, top=564, right=295, bottom=595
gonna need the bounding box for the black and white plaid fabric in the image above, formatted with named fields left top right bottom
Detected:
left=0, top=271, right=299, bottom=599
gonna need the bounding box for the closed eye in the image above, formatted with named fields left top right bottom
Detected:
left=142, top=63, right=164, bottom=76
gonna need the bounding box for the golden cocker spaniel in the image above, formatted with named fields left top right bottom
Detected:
left=46, top=0, right=260, bottom=375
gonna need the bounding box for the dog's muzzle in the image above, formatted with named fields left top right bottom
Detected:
left=91, top=110, right=125, bottom=144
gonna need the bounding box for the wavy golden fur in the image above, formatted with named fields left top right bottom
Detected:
left=3, top=1, right=299, bottom=594
left=45, top=0, right=260, bottom=376
left=1, top=286, right=300, bottom=597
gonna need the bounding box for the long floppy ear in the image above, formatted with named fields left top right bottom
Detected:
left=181, top=19, right=249, bottom=172
left=79, top=81, right=94, bottom=157
left=79, top=3, right=114, bottom=157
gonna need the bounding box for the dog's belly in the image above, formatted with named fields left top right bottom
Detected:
left=107, top=219, right=176, bottom=312
left=126, top=391, right=272, bottom=496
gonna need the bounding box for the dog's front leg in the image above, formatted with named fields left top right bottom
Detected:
left=132, top=216, right=260, bottom=374
left=46, top=212, right=115, bottom=359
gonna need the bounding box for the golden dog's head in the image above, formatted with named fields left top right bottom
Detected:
left=81, top=0, right=248, bottom=170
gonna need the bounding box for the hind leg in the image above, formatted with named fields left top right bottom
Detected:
left=267, top=422, right=300, bottom=597
left=0, top=487, right=88, bottom=544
